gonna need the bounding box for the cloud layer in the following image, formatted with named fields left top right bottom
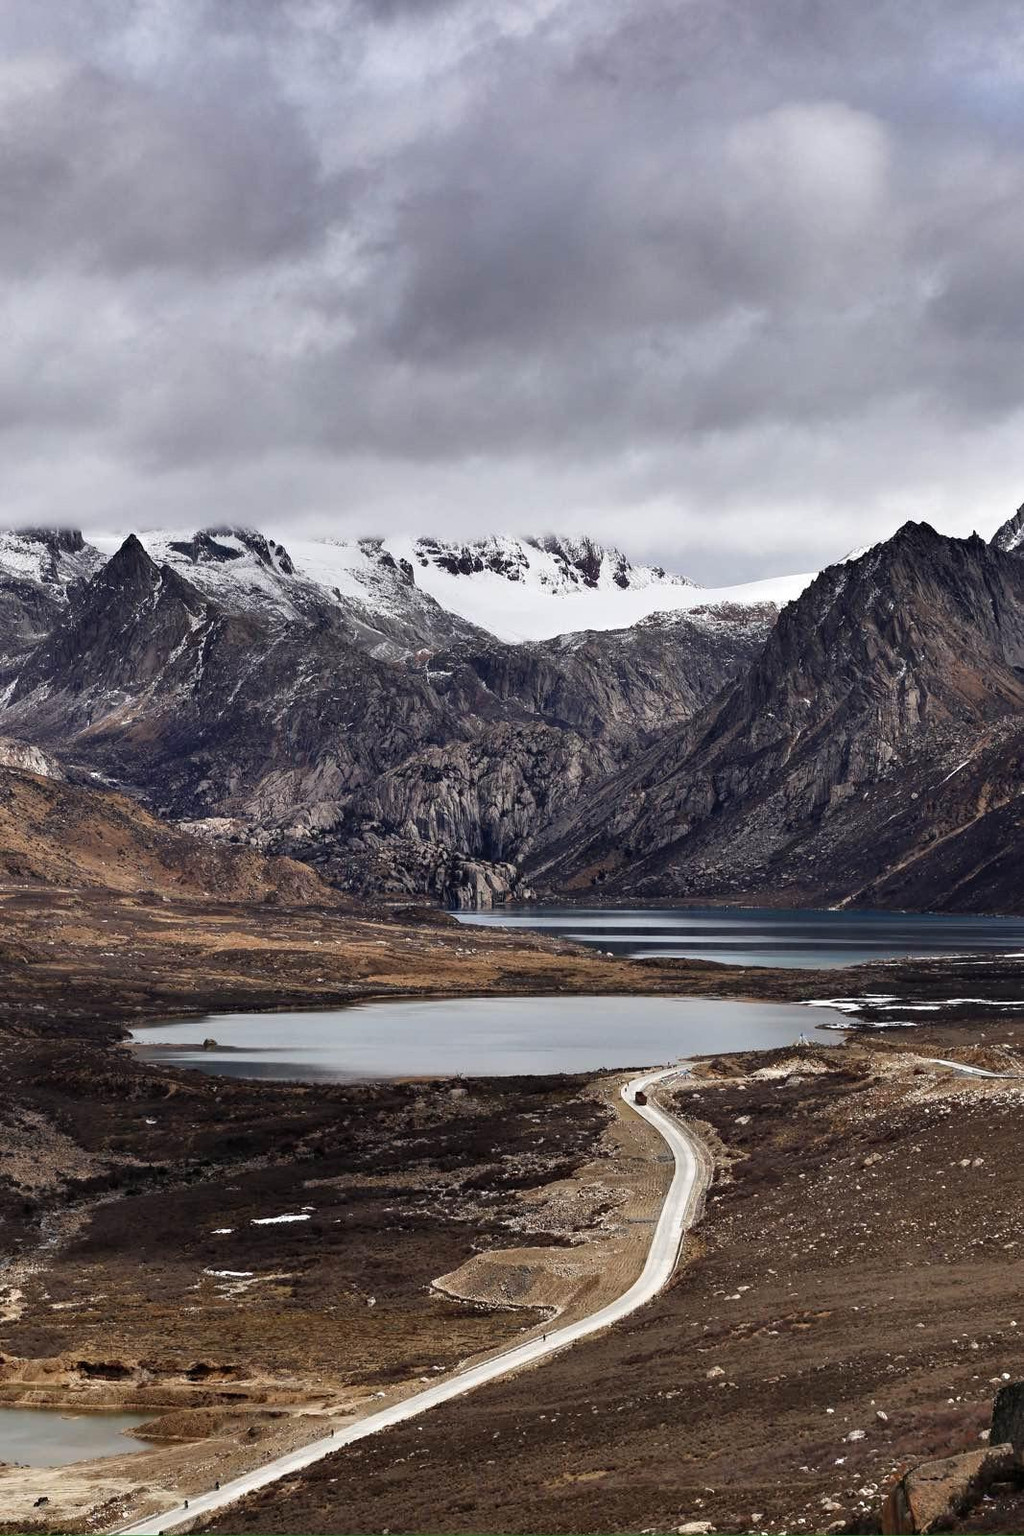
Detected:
left=2, top=0, right=1023, bottom=578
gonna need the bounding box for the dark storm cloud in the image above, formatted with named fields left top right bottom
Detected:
left=2, top=0, right=1024, bottom=575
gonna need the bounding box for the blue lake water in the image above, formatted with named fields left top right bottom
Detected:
left=131, top=995, right=840, bottom=1081
left=456, top=906, right=1024, bottom=968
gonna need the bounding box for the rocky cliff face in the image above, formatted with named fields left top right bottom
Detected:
left=429, top=605, right=776, bottom=742
left=529, top=523, right=1024, bottom=910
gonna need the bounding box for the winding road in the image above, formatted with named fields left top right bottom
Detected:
left=118, top=1065, right=707, bottom=1535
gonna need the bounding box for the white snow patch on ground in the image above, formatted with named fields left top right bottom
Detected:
left=251, top=1213, right=311, bottom=1225
left=940, top=758, right=975, bottom=784
left=804, top=999, right=871, bottom=1013
left=805, top=994, right=1024, bottom=1022
left=932, top=999, right=1024, bottom=1007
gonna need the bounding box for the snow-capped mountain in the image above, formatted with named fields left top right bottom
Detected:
left=0, top=528, right=105, bottom=674
left=369, top=535, right=811, bottom=642
left=85, top=527, right=483, bottom=656
left=0, top=525, right=787, bottom=906
left=86, top=527, right=812, bottom=646
left=992, top=504, right=1024, bottom=555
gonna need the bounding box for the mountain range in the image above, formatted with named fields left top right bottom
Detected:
left=0, top=514, right=1023, bottom=912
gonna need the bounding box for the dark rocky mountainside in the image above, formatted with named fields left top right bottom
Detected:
left=527, top=522, right=1024, bottom=912
left=0, top=531, right=771, bottom=906
left=10, top=516, right=1024, bottom=912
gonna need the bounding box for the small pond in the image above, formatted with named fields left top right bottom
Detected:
left=0, top=1407, right=155, bottom=1467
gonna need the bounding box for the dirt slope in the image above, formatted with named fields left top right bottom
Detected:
left=0, top=767, right=331, bottom=904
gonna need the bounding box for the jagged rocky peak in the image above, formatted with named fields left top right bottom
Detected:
left=109, top=530, right=153, bottom=568
left=93, top=532, right=167, bottom=599
left=165, top=526, right=296, bottom=576
left=94, top=534, right=215, bottom=627
left=992, top=503, right=1024, bottom=555
left=7, top=532, right=215, bottom=712
left=525, top=520, right=1024, bottom=904
left=728, top=520, right=1024, bottom=736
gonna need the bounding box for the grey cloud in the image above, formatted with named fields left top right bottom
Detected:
left=2, top=0, right=1024, bottom=578
left=0, top=52, right=333, bottom=276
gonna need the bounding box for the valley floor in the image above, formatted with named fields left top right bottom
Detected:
left=201, top=1031, right=1024, bottom=1536
left=2, top=886, right=1024, bottom=1531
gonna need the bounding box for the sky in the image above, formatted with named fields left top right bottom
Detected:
left=2, top=1, right=1024, bottom=582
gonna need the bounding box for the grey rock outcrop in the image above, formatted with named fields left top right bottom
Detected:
left=0, top=737, right=64, bottom=781
left=881, top=1442, right=1015, bottom=1533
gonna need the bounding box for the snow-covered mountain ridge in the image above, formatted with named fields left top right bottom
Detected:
left=80, top=527, right=811, bottom=644
left=0, top=528, right=103, bottom=588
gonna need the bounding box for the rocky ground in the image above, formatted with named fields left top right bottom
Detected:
left=197, top=1029, right=1024, bottom=1536
left=4, top=884, right=1024, bottom=1531
left=0, top=883, right=753, bottom=1531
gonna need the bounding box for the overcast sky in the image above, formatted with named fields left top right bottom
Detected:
left=2, top=1, right=1024, bottom=580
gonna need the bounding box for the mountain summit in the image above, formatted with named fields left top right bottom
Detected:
left=527, top=522, right=1024, bottom=910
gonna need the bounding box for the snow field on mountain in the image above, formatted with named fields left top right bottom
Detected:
left=46, top=527, right=814, bottom=643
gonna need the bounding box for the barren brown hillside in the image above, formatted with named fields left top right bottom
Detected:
left=0, top=767, right=332, bottom=904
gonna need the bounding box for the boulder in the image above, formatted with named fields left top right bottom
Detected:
left=881, top=1442, right=1015, bottom=1533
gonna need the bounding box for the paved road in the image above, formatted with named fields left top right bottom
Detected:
left=118, top=1065, right=705, bottom=1535
left=925, top=1056, right=1016, bottom=1078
